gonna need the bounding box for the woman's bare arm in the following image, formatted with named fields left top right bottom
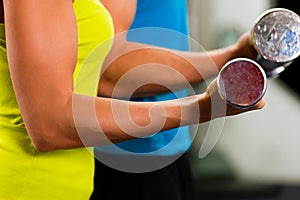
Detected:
left=3, top=0, right=263, bottom=152
left=2, top=0, right=183, bottom=152
left=4, top=0, right=80, bottom=151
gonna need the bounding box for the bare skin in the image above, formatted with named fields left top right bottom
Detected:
left=99, top=0, right=258, bottom=99
left=1, top=0, right=264, bottom=152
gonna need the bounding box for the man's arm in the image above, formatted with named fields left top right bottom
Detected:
left=99, top=0, right=257, bottom=99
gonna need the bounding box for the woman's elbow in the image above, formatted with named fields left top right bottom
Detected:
left=27, top=120, right=79, bottom=152
left=29, top=129, right=62, bottom=152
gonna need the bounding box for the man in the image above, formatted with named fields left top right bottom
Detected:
left=91, top=0, right=260, bottom=199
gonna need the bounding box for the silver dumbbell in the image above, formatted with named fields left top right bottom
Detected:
left=252, top=8, right=300, bottom=77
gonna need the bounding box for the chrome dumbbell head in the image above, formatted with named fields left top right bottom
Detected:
left=217, top=58, right=267, bottom=109
left=252, top=8, right=300, bottom=77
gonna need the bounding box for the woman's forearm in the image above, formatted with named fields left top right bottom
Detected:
left=34, top=90, right=210, bottom=152
left=28, top=78, right=264, bottom=152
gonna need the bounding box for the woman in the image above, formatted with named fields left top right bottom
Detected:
left=0, top=0, right=264, bottom=199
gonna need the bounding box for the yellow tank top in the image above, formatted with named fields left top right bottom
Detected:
left=0, top=0, right=113, bottom=199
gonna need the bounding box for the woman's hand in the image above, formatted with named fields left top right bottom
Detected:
left=203, top=79, right=265, bottom=121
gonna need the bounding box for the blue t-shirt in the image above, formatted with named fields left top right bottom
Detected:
left=96, top=0, right=191, bottom=156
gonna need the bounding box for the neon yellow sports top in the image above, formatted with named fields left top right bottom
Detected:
left=0, top=0, right=114, bottom=199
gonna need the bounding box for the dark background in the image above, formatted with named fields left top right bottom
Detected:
left=277, top=0, right=300, bottom=96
